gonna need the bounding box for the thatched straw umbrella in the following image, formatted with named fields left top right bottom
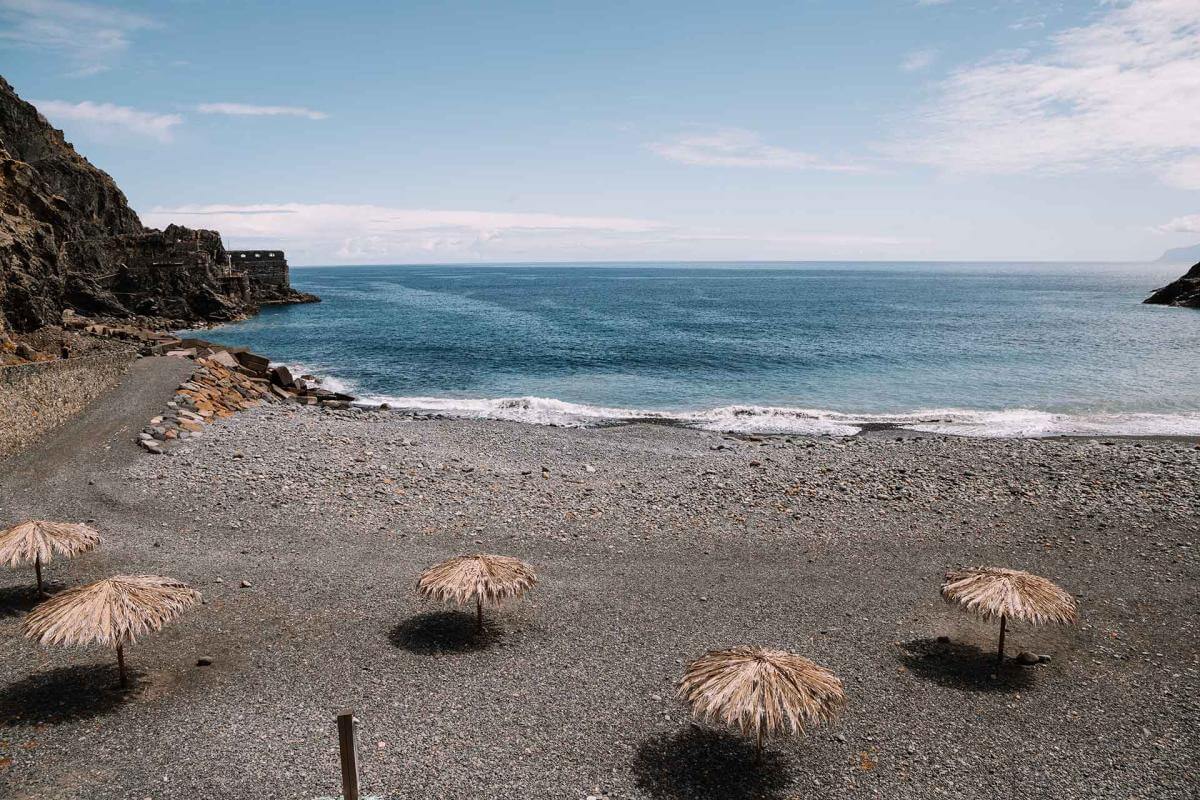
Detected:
left=0, top=520, right=101, bottom=595
left=677, top=647, right=846, bottom=758
left=941, top=566, right=1077, bottom=664
left=23, top=575, right=201, bottom=688
left=416, top=554, right=536, bottom=633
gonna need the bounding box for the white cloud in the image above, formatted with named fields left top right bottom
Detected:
left=648, top=128, right=868, bottom=172
left=145, top=204, right=665, bottom=262
left=916, top=0, right=952, bottom=6
left=35, top=99, right=181, bottom=141
left=1156, top=213, right=1200, bottom=234
left=0, top=0, right=153, bottom=75
left=891, top=0, right=1200, bottom=185
left=901, top=48, right=937, bottom=72
left=143, top=203, right=919, bottom=264
left=196, top=103, right=328, bottom=120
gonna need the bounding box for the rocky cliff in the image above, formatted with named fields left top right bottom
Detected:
left=0, top=76, right=313, bottom=334
left=1144, top=262, right=1200, bottom=309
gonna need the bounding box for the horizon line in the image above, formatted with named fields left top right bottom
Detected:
left=286, top=258, right=1177, bottom=268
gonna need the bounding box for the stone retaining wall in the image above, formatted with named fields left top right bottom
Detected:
left=0, top=352, right=135, bottom=459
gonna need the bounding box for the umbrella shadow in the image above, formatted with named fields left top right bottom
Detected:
left=388, top=610, right=501, bottom=654
left=632, top=727, right=791, bottom=800
left=0, top=663, right=142, bottom=726
left=896, top=638, right=1035, bottom=692
left=0, top=584, right=45, bottom=617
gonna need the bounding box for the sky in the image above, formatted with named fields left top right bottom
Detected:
left=1, top=0, right=1198, bottom=265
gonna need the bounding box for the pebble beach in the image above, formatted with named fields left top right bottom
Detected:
left=1, top=362, right=1197, bottom=799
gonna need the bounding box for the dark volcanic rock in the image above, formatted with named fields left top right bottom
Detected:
left=1144, top=261, right=1200, bottom=308
left=0, top=76, right=314, bottom=333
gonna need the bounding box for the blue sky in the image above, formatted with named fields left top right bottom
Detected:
left=2, top=0, right=1198, bottom=264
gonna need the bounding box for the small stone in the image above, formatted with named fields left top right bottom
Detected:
left=1016, top=651, right=1040, bottom=666
left=240, top=580, right=252, bottom=588
left=196, top=656, right=214, bottom=666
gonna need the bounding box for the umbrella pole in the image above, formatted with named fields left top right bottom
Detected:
left=34, top=554, right=43, bottom=595
left=116, top=643, right=128, bottom=689
left=476, top=597, right=483, bottom=634
left=996, top=615, right=1007, bottom=665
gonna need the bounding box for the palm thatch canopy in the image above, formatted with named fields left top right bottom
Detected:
left=416, top=554, right=536, bottom=633
left=24, top=575, right=201, bottom=688
left=941, top=567, right=1077, bottom=626
left=0, top=520, right=101, bottom=593
left=677, top=647, right=845, bottom=753
left=417, top=554, right=537, bottom=608
left=24, top=575, right=200, bottom=648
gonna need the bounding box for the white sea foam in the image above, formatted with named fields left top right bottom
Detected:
left=342, top=394, right=1200, bottom=439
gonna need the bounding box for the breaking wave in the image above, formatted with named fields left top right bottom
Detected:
left=342, top=393, right=1200, bottom=438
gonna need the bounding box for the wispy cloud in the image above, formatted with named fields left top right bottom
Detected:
left=144, top=203, right=918, bottom=263
left=35, top=99, right=181, bottom=141
left=145, top=204, right=665, bottom=262
left=0, top=0, right=153, bottom=75
left=901, top=48, right=937, bottom=72
left=1159, top=155, right=1200, bottom=191
left=1156, top=213, right=1200, bottom=234
left=648, top=128, right=868, bottom=172
left=196, top=103, right=329, bottom=120
left=916, top=0, right=952, bottom=6
left=890, top=0, right=1200, bottom=187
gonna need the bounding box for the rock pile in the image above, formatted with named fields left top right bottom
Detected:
left=137, top=342, right=355, bottom=454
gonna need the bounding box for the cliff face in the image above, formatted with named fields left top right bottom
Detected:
left=1144, top=262, right=1200, bottom=309
left=0, top=77, right=311, bottom=334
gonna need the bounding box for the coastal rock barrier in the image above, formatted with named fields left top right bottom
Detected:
left=137, top=341, right=356, bottom=454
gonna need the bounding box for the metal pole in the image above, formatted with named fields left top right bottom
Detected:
left=337, top=710, right=360, bottom=800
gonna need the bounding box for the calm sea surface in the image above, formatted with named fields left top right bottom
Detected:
left=189, top=262, right=1200, bottom=436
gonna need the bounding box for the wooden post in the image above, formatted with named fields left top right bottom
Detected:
left=476, top=597, right=483, bottom=634
left=34, top=555, right=43, bottom=595
left=996, top=615, right=1007, bottom=665
left=337, top=710, right=360, bottom=800
left=116, top=643, right=128, bottom=689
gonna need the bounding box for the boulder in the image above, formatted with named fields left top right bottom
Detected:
left=235, top=351, right=270, bottom=374
left=208, top=350, right=240, bottom=369
left=270, top=365, right=295, bottom=388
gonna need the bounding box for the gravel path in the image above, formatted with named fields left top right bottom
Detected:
left=1, top=386, right=1197, bottom=800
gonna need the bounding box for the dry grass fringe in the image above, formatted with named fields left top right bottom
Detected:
left=941, top=567, right=1077, bottom=626
left=416, top=554, right=537, bottom=609
left=23, top=575, right=201, bottom=648
left=678, top=647, right=846, bottom=740
left=0, top=520, right=101, bottom=567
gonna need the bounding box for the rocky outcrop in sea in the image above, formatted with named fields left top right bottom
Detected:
left=0, top=75, right=315, bottom=335
left=1144, top=261, right=1200, bottom=308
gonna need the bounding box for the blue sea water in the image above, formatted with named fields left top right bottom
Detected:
left=189, top=262, right=1200, bottom=437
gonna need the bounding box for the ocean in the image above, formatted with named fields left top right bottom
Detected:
left=187, top=261, right=1200, bottom=437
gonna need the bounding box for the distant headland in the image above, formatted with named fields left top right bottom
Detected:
left=1156, top=243, right=1200, bottom=264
